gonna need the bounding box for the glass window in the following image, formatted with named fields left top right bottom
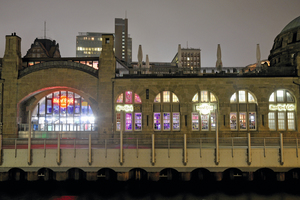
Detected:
left=117, top=93, right=123, bottom=103
left=277, top=90, right=284, bottom=102
left=125, top=91, right=132, bottom=104
left=230, top=113, right=237, bottom=130
left=239, top=91, right=246, bottom=103
left=31, top=91, right=95, bottom=132
left=172, top=113, right=180, bottom=131
left=192, top=112, right=199, bottom=131
left=269, top=90, right=296, bottom=131
left=286, top=92, right=294, bottom=102
left=163, top=112, right=171, bottom=131
left=268, top=112, right=276, bottom=130
left=201, top=114, right=209, bottom=130
left=230, top=93, right=237, bottom=103
left=210, top=93, right=217, bottom=102
left=116, top=113, right=121, bottom=131
left=154, top=113, right=161, bottom=131
left=239, top=113, right=246, bottom=130
left=211, top=112, right=216, bottom=131
left=249, top=112, right=256, bottom=130
left=163, top=91, right=170, bottom=102
left=134, top=93, right=142, bottom=103
left=248, top=93, right=255, bottom=103
left=172, top=94, right=179, bottom=103
left=278, top=112, right=285, bottom=130
left=125, top=113, right=132, bottom=131
left=154, top=93, right=161, bottom=103
left=192, top=93, right=198, bottom=102
left=269, top=92, right=275, bottom=102
left=287, top=112, right=295, bottom=130
left=201, top=91, right=208, bottom=102
left=135, top=113, right=142, bottom=131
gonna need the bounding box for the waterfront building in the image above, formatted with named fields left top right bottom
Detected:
left=0, top=16, right=299, bottom=140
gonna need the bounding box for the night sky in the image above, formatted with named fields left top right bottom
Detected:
left=0, top=0, right=299, bottom=67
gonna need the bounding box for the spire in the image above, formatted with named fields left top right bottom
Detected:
left=216, top=44, right=223, bottom=71
left=137, top=45, right=143, bottom=68
left=256, top=44, right=261, bottom=68
left=146, top=54, right=149, bottom=68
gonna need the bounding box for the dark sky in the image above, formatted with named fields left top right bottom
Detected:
left=0, top=0, right=299, bottom=67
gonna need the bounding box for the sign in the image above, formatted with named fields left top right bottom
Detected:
left=269, top=104, right=295, bottom=111
left=116, top=105, right=134, bottom=112
left=53, top=96, right=74, bottom=108
left=196, top=104, right=214, bottom=114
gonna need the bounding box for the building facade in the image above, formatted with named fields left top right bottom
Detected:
left=76, top=32, right=107, bottom=57
left=0, top=17, right=299, bottom=141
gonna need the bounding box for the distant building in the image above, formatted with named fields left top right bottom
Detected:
left=76, top=18, right=132, bottom=63
left=115, top=18, right=132, bottom=63
left=76, top=32, right=110, bottom=57
left=171, top=47, right=201, bottom=69
left=24, top=38, right=60, bottom=58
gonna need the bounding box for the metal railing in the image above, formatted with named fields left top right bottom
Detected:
left=1, top=134, right=297, bottom=150
left=19, top=123, right=97, bottom=132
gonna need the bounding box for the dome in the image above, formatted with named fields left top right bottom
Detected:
left=280, top=16, right=300, bottom=33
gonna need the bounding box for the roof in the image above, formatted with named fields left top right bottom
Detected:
left=281, top=16, right=300, bottom=33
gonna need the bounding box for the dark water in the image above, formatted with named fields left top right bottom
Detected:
left=1, top=180, right=300, bottom=200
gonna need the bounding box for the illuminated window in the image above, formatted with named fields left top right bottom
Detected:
left=192, top=112, right=199, bottom=131
left=201, top=91, right=208, bottom=102
left=154, top=91, right=180, bottom=131
left=116, top=93, right=123, bottom=103
left=230, top=90, right=257, bottom=131
left=192, top=93, right=198, bottom=102
left=192, top=91, right=218, bottom=132
left=135, top=93, right=142, bottom=103
left=163, top=91, right=170, bottom=102
left=154, top=93, right=161, bottom=103
left=125, top=91, right=132, bottom=104
left=172, top=93, right=179, bottom=102
left=115, top=91, right=142, bottom=131
left=31, top=91, right=95, bottom=132
left=268, top=89, right=295, bottom=131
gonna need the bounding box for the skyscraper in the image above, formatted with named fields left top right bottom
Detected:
left=115, top=18, right=132, bottom=63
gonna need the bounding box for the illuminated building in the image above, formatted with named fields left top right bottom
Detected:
left=76, top=18, right=132, bottom=63
left=76, top=32, right=106, bottom=57
left=0, top=16, right=299, bottom=140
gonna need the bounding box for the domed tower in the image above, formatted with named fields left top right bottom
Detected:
left=268, top=16, right=300, bottom=71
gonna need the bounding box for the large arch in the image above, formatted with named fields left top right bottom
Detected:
left=11, top=66, right=99, bottom=138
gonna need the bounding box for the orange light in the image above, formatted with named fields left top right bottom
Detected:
left=53, top=96, right=74, bottom=108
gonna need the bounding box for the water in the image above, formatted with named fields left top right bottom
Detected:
left=1, top=180, right=300, bottom=200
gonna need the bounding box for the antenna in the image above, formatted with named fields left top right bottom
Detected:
left=187, top=41, right=188, bottom=48
left=125, top=10, right=127, bottom=19
left=44, top=21, right=46, bottom=39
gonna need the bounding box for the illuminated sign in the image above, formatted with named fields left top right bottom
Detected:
left=116, top=105, right=134, bottom=112
left=196, top=104, right=214, bottom=114
left=269, top=104, right=295, bottom=111
left=53, top=96, right=74, bottom=108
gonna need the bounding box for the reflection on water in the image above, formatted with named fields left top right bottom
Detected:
left=1, top=180, right=300, bottom=200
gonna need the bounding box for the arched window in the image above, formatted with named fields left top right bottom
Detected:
left=268, top=90, right=296, bottom=131
left=31, top=91, right=95, bottom=131
left=115, top=91, right=142, bottom=132
left=191, top=91, right=218, bottom=131
left=230, top=90, right=257, bottom=131
left=153, top=91, right=180, bottom=131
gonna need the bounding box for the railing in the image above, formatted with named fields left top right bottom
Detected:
left=19, top=123, right=97, bottom=132
left=1, top=134, right=297, bottom=150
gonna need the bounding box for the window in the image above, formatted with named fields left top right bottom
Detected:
left=192, top=91, right=218, bottom=132
left=31, top=91, right=95, bottom=132
left=230, top=90, right=257, bottom=131
left=268, top=90, right=296, bottom=131
left=154, top=91, right=180, bottom=131
left=115, top=91, right=142, bottom=131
